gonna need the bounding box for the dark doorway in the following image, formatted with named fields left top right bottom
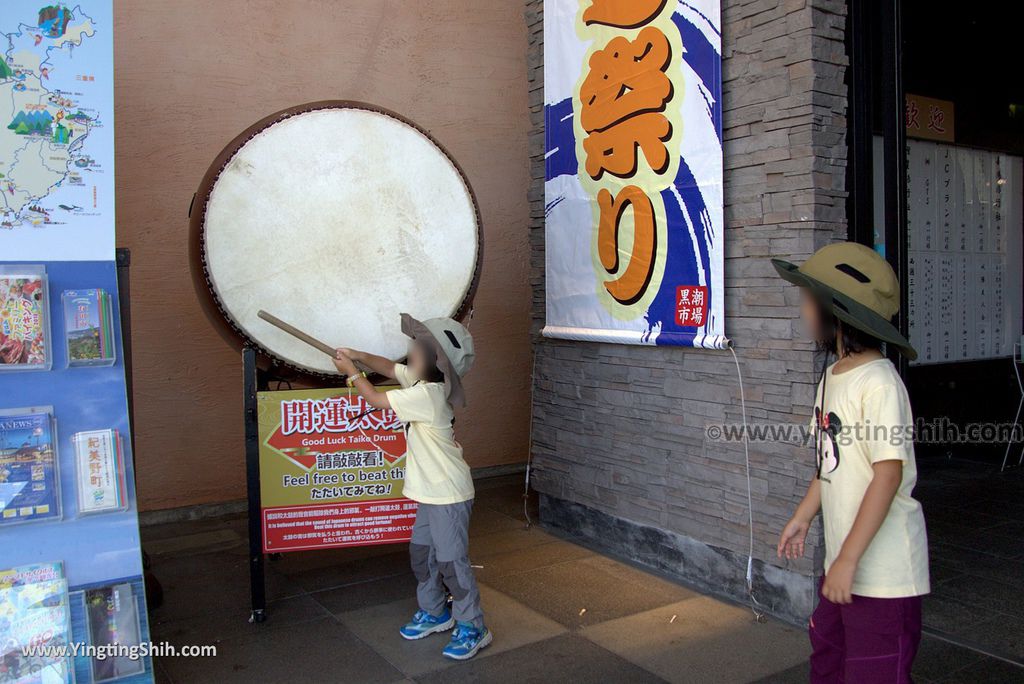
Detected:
left=847, top=0, right=1024, bottom=668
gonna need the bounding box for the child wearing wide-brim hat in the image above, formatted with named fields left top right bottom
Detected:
left=773, top=242, right=929, bottom=683
left=333, top=314, right=492, bottom=661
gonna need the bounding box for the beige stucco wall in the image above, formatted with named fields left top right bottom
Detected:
left=113, top=0, right=531, bottom=511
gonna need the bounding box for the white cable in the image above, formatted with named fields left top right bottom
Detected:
left=1002, top=342, right=1023, bottom=472
left=523, top=346, right=539, bottom=528
left=524, top=341, right=763, bottom=616
left=729, top=344, right=766, bottom=622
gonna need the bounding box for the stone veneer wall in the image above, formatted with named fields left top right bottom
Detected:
left=525, top=0, right=849, bottom=623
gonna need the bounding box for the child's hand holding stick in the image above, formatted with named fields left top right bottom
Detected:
left=333, top=348, right=359, bottom=376
left=335, top=347, right=398, bottom=380
left=334, top=347, right=392, bottom=411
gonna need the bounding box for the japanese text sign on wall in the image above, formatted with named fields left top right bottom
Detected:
left=906, top=93, right=954, bottom=143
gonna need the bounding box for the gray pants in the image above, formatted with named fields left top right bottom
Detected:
left=409, top=500, right=484, bottom=628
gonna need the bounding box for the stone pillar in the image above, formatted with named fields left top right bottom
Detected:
left=526, top=0, right=848, bottom=624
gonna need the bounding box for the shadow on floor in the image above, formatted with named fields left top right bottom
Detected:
left=915, top=458, right=1024, bottom=671
left=141, top=474, right=1024, bottom=683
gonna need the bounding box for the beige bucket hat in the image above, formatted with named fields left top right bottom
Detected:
left=400, top=313, right=475, bottom=407
left=772, top=242, right=917, bottom=360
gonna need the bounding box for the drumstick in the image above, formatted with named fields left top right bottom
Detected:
left=257, top=310, right=336, bottom=358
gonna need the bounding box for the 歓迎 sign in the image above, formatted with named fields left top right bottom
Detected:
left=905, top=94, right=954, bottom=143
left=257, top=387, right=415, bottom=552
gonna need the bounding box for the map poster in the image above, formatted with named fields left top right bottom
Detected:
left=257, top=387, right=416, bottom=553
left=1, top=2, right=114, bottom=261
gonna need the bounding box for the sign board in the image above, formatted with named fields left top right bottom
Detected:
left=257, top=387, right=415, bottom=552
left=542, top=0, right=726, bottom=349
left=874, top=136, right=1023, bottom=364
left=906, top=93, right=955, bottom=143
left=0, top=4, right=155, bottom=681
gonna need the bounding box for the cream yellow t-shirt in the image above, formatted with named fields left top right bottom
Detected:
left=811, top=358, right=930, bottom=598
left=387, top=364, right=474, bottom=505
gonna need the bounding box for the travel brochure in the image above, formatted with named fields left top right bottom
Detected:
left=62, top=289, right=116, bottom=367
left=85, top=583, right=145, bottom=682
left=0, top=568, right=147, bottom=684
left=0, top=267, right=50, bottom=372
left=0, top=561, right=73, bottom=684
left=73, top=429, right=128, bottom=515
left=0, top=408, right=61, bottom=526
left=0, top=267, right=120, bottom=371
left=0, top=4, right=148, bottom=680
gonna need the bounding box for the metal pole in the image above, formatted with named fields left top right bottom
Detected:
left=115, top=248, right=136, bottom=458
left=879, top=0, right=908, bottom=378
left=244, top=346, right=267, bottom=623
left=846, top=0, right=874, bottom=247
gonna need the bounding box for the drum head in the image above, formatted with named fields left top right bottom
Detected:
left=192, top=102, right=481, bottom=376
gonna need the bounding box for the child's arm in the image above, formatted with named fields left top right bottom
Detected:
left=334, top=352, right=392, bottom=410
left=340, top=348, right=397, bottom=379
left=821, top=460, right=902, bottom=604
left=777, top=478, right=821, bottom=560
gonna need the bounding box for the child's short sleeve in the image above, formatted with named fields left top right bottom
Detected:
left=393, top=363, right=416, bottom=389
left=861, top=384, right=914, bottom=464
left=388, top=384, right=436, bottom=424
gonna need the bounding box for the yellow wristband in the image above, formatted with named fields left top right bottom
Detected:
left=346, top=371, right=367, bottom=387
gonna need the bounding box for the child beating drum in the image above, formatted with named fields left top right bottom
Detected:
left=773, top=243, right=930, bottom=683
left=332, top=313, right=492, bottom=660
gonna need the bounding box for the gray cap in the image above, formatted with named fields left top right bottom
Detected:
left=400, top=313, right=475, bottom=407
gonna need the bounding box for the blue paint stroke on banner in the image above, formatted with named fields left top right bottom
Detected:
left=545, top=97, right=577, bottom=181
left=672, top=11, right=722, bottom=143
left=649, top=158, right=713, bottom=342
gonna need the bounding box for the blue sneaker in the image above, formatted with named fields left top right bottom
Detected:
left=442, top=622, right=493, bottom=660
left=399, top=609, right=455, bottom=640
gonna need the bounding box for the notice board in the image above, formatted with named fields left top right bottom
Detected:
left=874, top=137, right=1023, bottom=364
left=256, top=387, right=415, bottom=553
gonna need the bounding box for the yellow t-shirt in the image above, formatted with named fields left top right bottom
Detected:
left=811, top=358, right=930, bottom=598
left=387, top=364, right=474, bottom=505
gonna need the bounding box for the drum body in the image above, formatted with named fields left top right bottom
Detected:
left=190, top=102, right=481, bottom=376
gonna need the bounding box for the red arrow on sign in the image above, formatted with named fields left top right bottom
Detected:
left=265, top=424, right=318, bottom=471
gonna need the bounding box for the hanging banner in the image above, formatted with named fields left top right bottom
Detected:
left=257, top=387, right=416, bottom=553
left=543, top=0, right=725, bottom=348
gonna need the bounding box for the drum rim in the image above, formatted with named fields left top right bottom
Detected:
left=188, top=100, right=484, bottom=380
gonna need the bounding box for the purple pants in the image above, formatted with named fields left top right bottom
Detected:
left=809, top=579, right=922, bottom=683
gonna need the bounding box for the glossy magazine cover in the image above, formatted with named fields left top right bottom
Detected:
left=0, top=410, right=61, bottom=526
left=0, top=562, right=73, bottom=684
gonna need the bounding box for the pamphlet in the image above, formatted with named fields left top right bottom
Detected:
left=0, top=409, right=61, bottom=526
left=0, top=561, right=73, bottom=684
left=73, top=429, right=127, bottom=515
left=0, top=267, right=50, bottom=372
left=62, top=289, right=116, bottom=367
left=85, top=583, right=145, bottom=682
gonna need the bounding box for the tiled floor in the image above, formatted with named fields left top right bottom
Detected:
left=141, top=475, right=1024, bottom=683
left=915, top=458, right=1024, bottom=668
